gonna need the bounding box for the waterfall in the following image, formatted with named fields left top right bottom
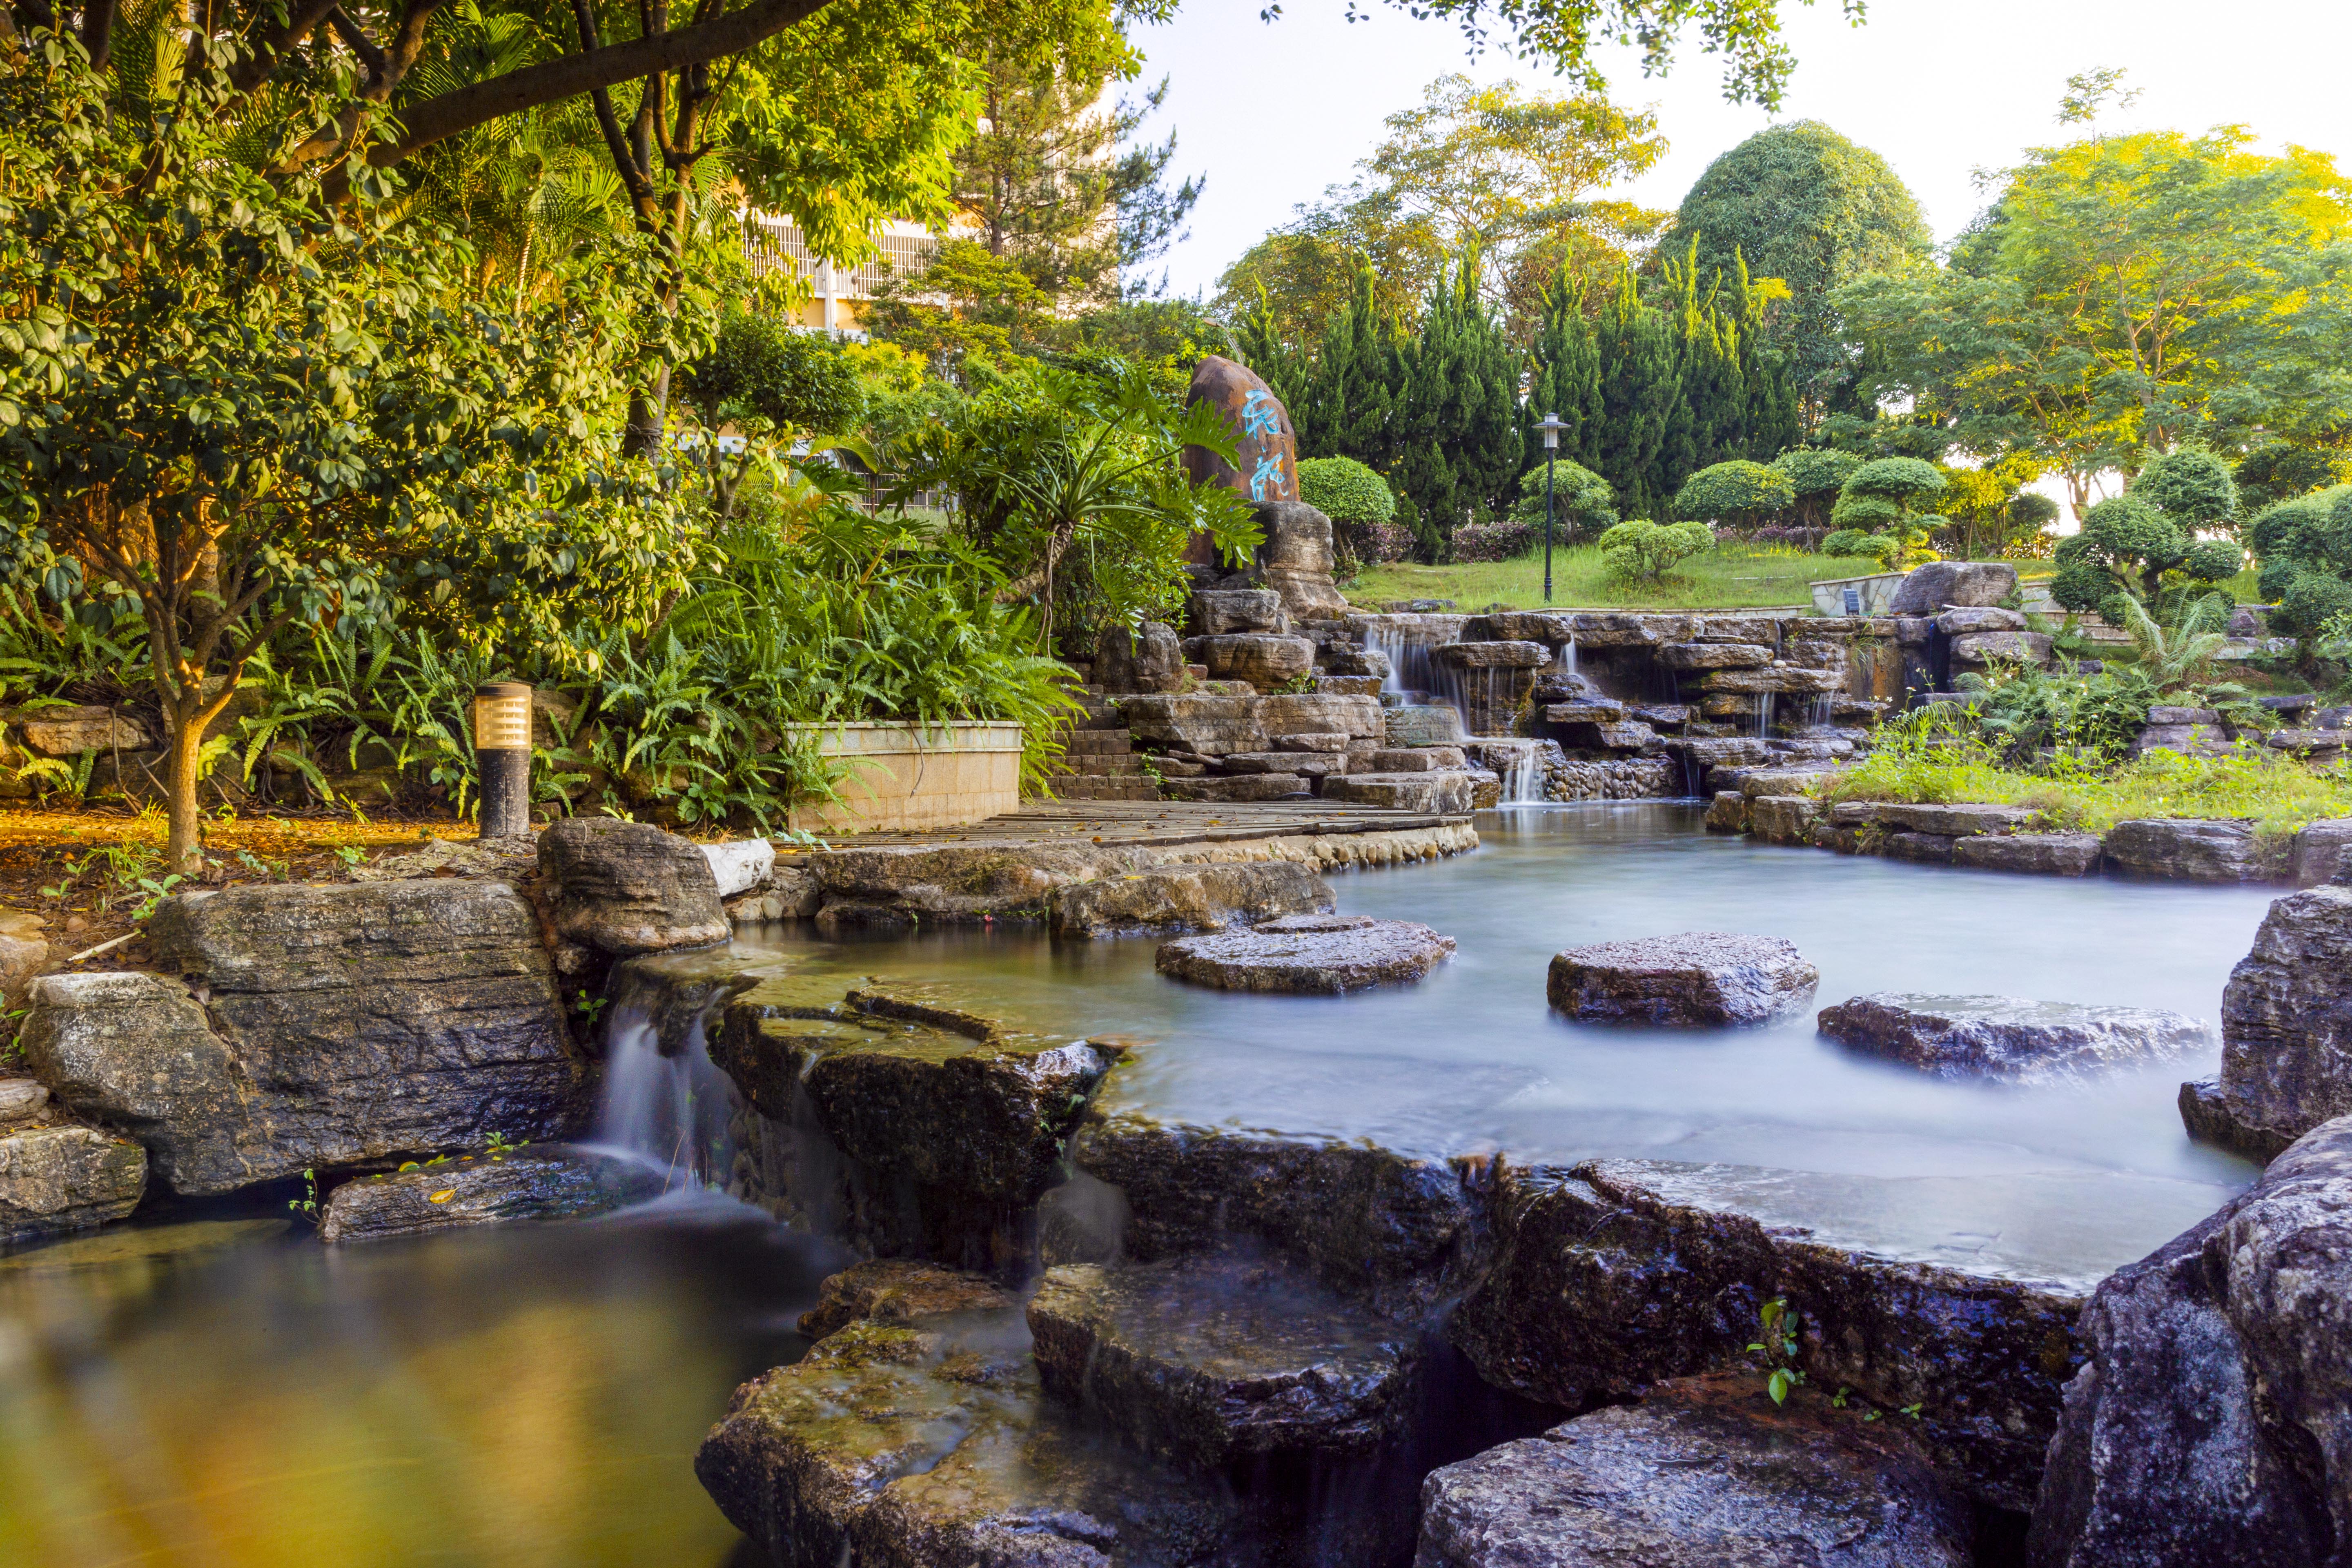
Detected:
left=1749, top=693, right=1777, bottom=740
left=1503, top=747, right=1544, bottom=803
left=1561, top=638, right=1578, bottom=680
left=593, top=954, right=750, bottom=1189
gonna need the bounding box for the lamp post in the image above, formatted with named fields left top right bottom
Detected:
left=472, top=682, right=534, bottom=840
left=1535, top=412, right=1567, bottom=604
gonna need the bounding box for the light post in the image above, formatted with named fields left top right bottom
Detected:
left=1535, top=412, right=1567, bottom=605
left=472, top=681, right=533, bottom=840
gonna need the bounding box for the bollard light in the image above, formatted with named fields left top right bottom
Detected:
left=473, top=681, right=533, bottom=839
left=1535, top=412, right=1568, bottom=606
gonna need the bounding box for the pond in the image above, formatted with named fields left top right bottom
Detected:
left=0, top=802, right=2277, bottom=1565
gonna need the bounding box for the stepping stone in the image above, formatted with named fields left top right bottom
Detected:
left=318, top=1145, right=663, bottom=1243
left=1548, top=932, right=1818, bottom=1026
left=797, top=1258, right=1016, bottom=1339
left=1156, top=914, right=1456, bottom=994
left=1045, top=862, right=1331, bottom=940
left=1027, top=1250, right=1419, bottom=1466
left=1417, top=1375, right=1971, bottom=1567
left=1817, top=993, right=2209, bottom=1082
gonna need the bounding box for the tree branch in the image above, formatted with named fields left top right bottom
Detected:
left=370, top=0, right=832, bottom=167
left=78, top=0, right=116, bottom=72
left=229, top=0, right=339, bottom=91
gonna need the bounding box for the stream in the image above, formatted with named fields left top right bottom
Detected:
left=0, top=802, right=2276, bottom=1564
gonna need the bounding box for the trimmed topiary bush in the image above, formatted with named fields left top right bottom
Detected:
left=1672, top=460, right=1797, bottom=529
left=1599, top=519, right=1714, bottom=583
left=1506, top=458, right=1617, bottom=540
left=2053, top=451, right=2244, bottom=618
left=1772, top=448, right=1862, bottom=529
left=1297, top=456, right=1396, bottom=528
left=1828, top=457, right=1945, bottom=566
left=2252, top=484, right=2352, bottom=637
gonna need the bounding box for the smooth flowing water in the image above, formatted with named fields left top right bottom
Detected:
left=730, top=803, right=2273, bottom=1290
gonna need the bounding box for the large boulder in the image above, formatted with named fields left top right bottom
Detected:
left=0, top=1123, right=145, bottom=1244
left=1255, top=692, right=1385, bottom=739
left=1873, top=802, right=2035, bottom=836
left=1190, top=588, right=1288, bottom=636
left=2179, top=885, right=2352, bottom=1160
left=1254, top=499, right=1348, bottom=619
left=1155, top=914, right=1456, bottom=994
left=2102, top=817, right=2273, bottom=882
left=802, top=841, right=1129, bottom=923
left=1548, top=932, right=1819, bottom=1027
left=318, top=1144, right=662, bottom=1243
left=1434, top=639, right=1548, bottom=669
left=1417, top=1375, right=1973, bottom=1568
left=1887, top=561, right=2018, bottom=615
left=1094, top=620, right=1186, bottom=694
left=711, top=979, right=1118, bottom=1267
left=2029, top=1114, right=2352, bottom=1566
left=1953, top=832, right=2104, bottom=876
left=1186, top=632, right=1316, bottom=691
left=1320, top=771, right=1475, bottom=813
left=1027, top=1250, right=1420, bottom=1466
left=1045, top=862, right=1332, bottom=939
left=1950, top=630, right=2056, bottom=667
left=1384, top=705, right=1466, bottom=747
left=1658, top=642, right=1773, bottom=670
left=22, top=882, right=585, bottom=1194
left=1451, top=1160, right=2085, bottom=1511
left=539, top=818, right=729, bottom=953
left=1818, top=993, right=2208, bottom=1082
left=1182, top=354, right=1298, bottom=502
left=1122, top=693, right=1268, bottom=757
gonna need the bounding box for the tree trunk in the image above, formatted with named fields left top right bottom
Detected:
left=164, top=694, right=207, bottom=875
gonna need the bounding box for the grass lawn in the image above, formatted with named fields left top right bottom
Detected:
left=1345, top=543, right=1895, bottom=611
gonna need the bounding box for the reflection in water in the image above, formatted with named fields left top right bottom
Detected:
left=0, top=1201, right=840, bottom=1568
left=731, top=802, right=2274, bottom=1288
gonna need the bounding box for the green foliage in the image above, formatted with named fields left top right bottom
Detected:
left=1819, top=528, right=1899, bottom=568
left=1748, top=1296, right=1805, bottom=1406
left=1598, top=519, right=1713, bottom=583
left=1583, top=272, right=1682, bottom=518
left=1672, top=460, right=1795, bottom=526
left=2237, top=444, right=2352, bottom=512
left=679, top=313, right=864, bottom=517
left=1828, top=458, right=1945, bottom=564
left=1772, top=448, right=1862, bottom=528
left=1296, top=458, right=1397, bottom=526
left=2252, top=485, right=2352, bottom=637
left=1507, top=460, right=1618, bottom=539
left=1673, top=121, right=1931, bottom=413
left=2053, top=477, right=2243, bottom=616
left=1393, top=247, right=1524, bottom=559
left=2137, top=448, right=2241, bottom=534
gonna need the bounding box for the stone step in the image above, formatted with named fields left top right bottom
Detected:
left=1049, top=755, right=1147, bottom=778
left=1062, top=731, right=1134, bottom=756
left=1046, top=776, right=1162, bottom=801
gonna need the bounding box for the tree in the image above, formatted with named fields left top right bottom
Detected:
left=1933, top=456, right=2045, bottom=560
left=2252, top=486, right=2352, bottom=637
left=1290, top=257, right=1411, bottom=476
left=2237, top=442, right=2352, bottom=512
left=1839, top=85, right=2352, bottom=501
left=1771, top=448, right=1858, bottom=529
left=1824, top=457, right=1944, bottom=566
left=1599, top=519, right=1712, bottom=581
left=1507, top=459, right=1616, bottom=539
left=1673, top=461, right=1793, bottom=528
left=0, top=41, right=691, bottom=871
left=2051, top=449, right=2244, bottom=616
left=1521, top=266, right=1606, bottom=475
left=1670, top=121, right=1930, bottom=415
left=678, top=313, right=863, bottom=516
left=1581, top=271, right=1681, bottom=518
left=1392, top=248, right=1523, bottom=557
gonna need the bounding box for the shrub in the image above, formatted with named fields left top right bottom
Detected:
left=2053, top=455, right=2244, bottom=619
left=1450, top=519, right=1538, bottom=562
left=1353, top=519, right=1414, bottom=564
left=1821, top=528, right=1901, bottom=568
left=1297, top=456, right=1397, bottom=526
left=1829, top=457, right=1946, bottom=566
left=1506, top=459, right=1618, bottom=539
left=1772, top=448, right=1863, bottom=528
left=2252, top=485, right=2352, bottom=637
left=1599, top=519, right=1714, bottom=583
left=1673, top=460, right=1797, bottom=528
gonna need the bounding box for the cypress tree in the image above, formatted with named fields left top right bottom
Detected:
left=1394, top=245, right=1522, bottom=560
left=1521, top=267, right=1604, bottom=489
left=1586, top=270, right=1679, bottom=519
left=1296, top=256, right=1406, bottom=472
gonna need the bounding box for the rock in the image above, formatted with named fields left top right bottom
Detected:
left=1541, top=699, right=1628, bottom=724
left=1559, top=612, right=1696, bottom=647
left=1883, top=830, right=1957, bottom=864
left=1161, top=773, right=1312, bottom=803
left=802, top=842, right=1130, bottom=924
left=2176, top=1078, right=2296, bottom=1163
left=1873, top=802, right=2036, bottom=837
left=1434, top=640, right=1548, bottom=669
left=1191, top=588, right=1288, bottom=635
left=700, top=838, right=774, bottom=899
left=1817, top=993, right=2209, bottom=1082
left=25, top=882, right=584, bottom=1194
left=1634, top=703, right=1693, bottom=729
left=318, top=1144, right=663, bottom=1243
left=697, top=1315, right=1254, bottom=1568
left=1255, top=692, right=1385, bottom=739
left=1156, top=914, right=1455, bottom=995
left=0, top=1124, right=145, bottom=1243
left=1748, top=796, right=1819, bottom=844
left=2179, top=886, right=2352, bottom=1160
left=348, top=837, right=539, bottom=884
left=1451, top=1160, right=2084, bottom=1511
left=1183, top=354, right=1298, bottom=502
left=1122, top=693, right=1268, bottom=757
left=1320, top=772, right=1474, bottom=813
left=1384, top=705, right=1466, bottom=748
left=1216, top=750, right=1342, bottom=780
left=1366, top=746, right=1466, bottom=772
left=1254, top=498, right=1349, bottom=619
left=539, top=818, right=729, bottom=953
left=1547, top=932, right=1819, bottom=1027
left=1950, top=630, right=2056, bottom=667
left=1659, top=642, right=1773, bottom=670
left=1095, top=621, right=1187, bottom=694
left=2147, top=705, right=2221, bottom=726
left=1417, top=1375, right=1973, bottom=1568
left=1936, top=606, right=2028, bottom=635
left=2029, top=1115, right=2352, bottom=1566
left=0, top=904, right=47, bottom=1003
left=1663, top=737, right=1773, bottom=769
left=1188, top=633, right=1315, bottom=692
left=1704, top=791, right=1750, bottom=834
left=1459, top=612, right=1575, bottom=644
left=2103, top=817, right=2272, bottom=882
left=1953, top=833, right=2104, bottom=876
left=1888, top=561, right=2018, bottom=614
left=2134, top=723, right=2234, bottom=758
left=711, top=981, right=1118, bottom=1267
left=2292, top=819, right=2352, bottom=885
left=0, top=1077, right=49, bottom=1123
left=1269, top=732, right=1350, bottom=753
left=1467, top=768, right=1502, bottom=808
left=1028, top=1250, right=1419, bottom=1465
left=1046, top=862, right=1332, bottom=939
left=797, top=1258, right=1017, bottom=1339
left=1723, top=765, right=1836, bottom=799
left=1694, top=663, right=1847, bottom=695
left=13, top=704, right=151, bottom=757
left=1050, top=1114, right=1479, bottom=1318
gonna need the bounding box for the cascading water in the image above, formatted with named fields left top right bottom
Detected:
left=1501, top=746, right=1545, bottom=804
left=593, top=953, right=752, bottom=1188
left=1749, top=692, right=1777, bottom=739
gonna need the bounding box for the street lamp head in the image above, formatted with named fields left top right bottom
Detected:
left=1536, top=412, right=1565, bottom=450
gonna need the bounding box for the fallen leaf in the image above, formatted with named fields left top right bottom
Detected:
left=428, top=1189, right=457, bottom=1203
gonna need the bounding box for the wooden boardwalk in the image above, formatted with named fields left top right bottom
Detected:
left=816, top=798, right=1472, bottom=852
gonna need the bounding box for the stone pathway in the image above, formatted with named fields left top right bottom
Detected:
left=803, top=798, right=1472, bottom=852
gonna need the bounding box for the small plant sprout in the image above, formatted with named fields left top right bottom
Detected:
left=484, top=1131, right=528, bottom=1158
left=1748, top=1296, right=1805, bottom=1405
left=288, top=1168, right=320, bottom=1229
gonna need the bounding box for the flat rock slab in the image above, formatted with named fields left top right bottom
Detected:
left=1871, top=802, right=2035, bottom=837
left=1953, top=832, right=2103, bottom=876
left=0, top=1124, right=145, bottom=1245
left=697, top=1316, right=1262, bottom=1568
left=1818, top=993, right=2209, bottom=1082
left=1321, top=771, right=1474, bottom=813
left=1417, top=1376, right=1971, bottom=1568
left=1548, top=932, right=1818, bottom=1026
left=1156, top=914, right=1455, bottom=994
left=1028, top=1251, right=1419, bottom=1465
left=1045, top=862, right=1332, bottom=940
left=798, top=1258, right=1017, bottom=1339
left=2103, top=817, right=2274, bottom=882
left=318, top=1145, right=663, bottom=1243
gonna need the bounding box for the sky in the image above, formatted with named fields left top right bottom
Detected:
left=1128, top=0, right=2352, bottom=303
